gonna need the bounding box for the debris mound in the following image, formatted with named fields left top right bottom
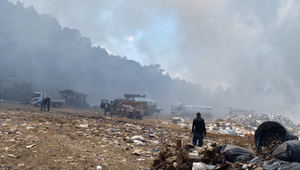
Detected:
left=208, top=113, right=300, bottom=137
left=152, top=143, right=200, bottom=170
left=254, top=121, right=298, bottom=160
left=152, top=120, right=300, bottom=170
left=152, top=142, right=258, bottom=169
left=259, top=131, right=284, bottom=160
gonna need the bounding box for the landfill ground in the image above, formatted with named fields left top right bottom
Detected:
left=0, top=102, right=256, bottom=170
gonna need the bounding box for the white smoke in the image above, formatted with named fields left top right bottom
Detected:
left=5, top=0, right=300, bottom=120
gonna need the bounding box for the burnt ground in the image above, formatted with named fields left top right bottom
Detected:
left=0, top=103, right=255, bottom=169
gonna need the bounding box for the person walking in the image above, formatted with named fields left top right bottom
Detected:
left=192, top=112, right=206, bottom=147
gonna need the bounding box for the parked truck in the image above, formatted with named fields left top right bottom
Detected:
left=31, top=92, right=65, bottom=108
left=124, top=94, right=161, bottom=116
left=101, top=94, right=161, bottom=119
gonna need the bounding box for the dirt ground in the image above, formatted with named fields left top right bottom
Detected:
left=0, top=102, right=255, bottom=170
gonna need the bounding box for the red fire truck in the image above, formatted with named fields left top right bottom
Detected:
left=101, top=94, right=160, bottom=119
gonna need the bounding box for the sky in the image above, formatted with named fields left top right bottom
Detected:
left=6, top=0, right=300, bottom=116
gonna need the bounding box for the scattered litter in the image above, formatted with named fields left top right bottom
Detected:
left=192, top=162, right=210, bottom=170
left=25, top=144, right=36, bottom=148
left=2, top=103, right=300, bottom=169
left=137, top=158, right=145, bottom=161
left=133, top=140, right=145, bottom=145
left=77, top=124, right=89, bottom=128
left=96, top=165, right=102, bottom=170
left=8, top=154, right=17, bottom=158
left=131, top=135, right=144, bottom=141
left=172, top=117, right=190, bottom=128
left=172, top=117, right=185, bottom=124
left=208, top=113, right=300, bottom=137
left=26, top=126, right=35, bottom=130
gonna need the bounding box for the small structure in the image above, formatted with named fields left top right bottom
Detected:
left=59, top=89, right=87, bottom=107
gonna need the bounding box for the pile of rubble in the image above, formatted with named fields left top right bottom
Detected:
left=152, top=141, right=259, bottom=170
left=207, top=113, right=300, bottom=137
left=152, top=120, right=300, bottom=170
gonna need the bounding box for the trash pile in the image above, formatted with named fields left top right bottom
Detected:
left=152, top=121, right=300, bottom=170
left=207, top=113, right=300, bottom=137
left=152, top=141, right=258, bottom=170
left=172, top=117, right=191, bottom=129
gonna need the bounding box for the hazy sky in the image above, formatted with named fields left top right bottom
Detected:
left=6, top=0, right=300, bottom=115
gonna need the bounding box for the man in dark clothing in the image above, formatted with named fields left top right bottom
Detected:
left=45, top=97, right=51, bottom=112
left=104, top=103, right=108, bottom=115
left=40, top=98, right=46, bottom=111
left=192, top=112, right=206, bottom=147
